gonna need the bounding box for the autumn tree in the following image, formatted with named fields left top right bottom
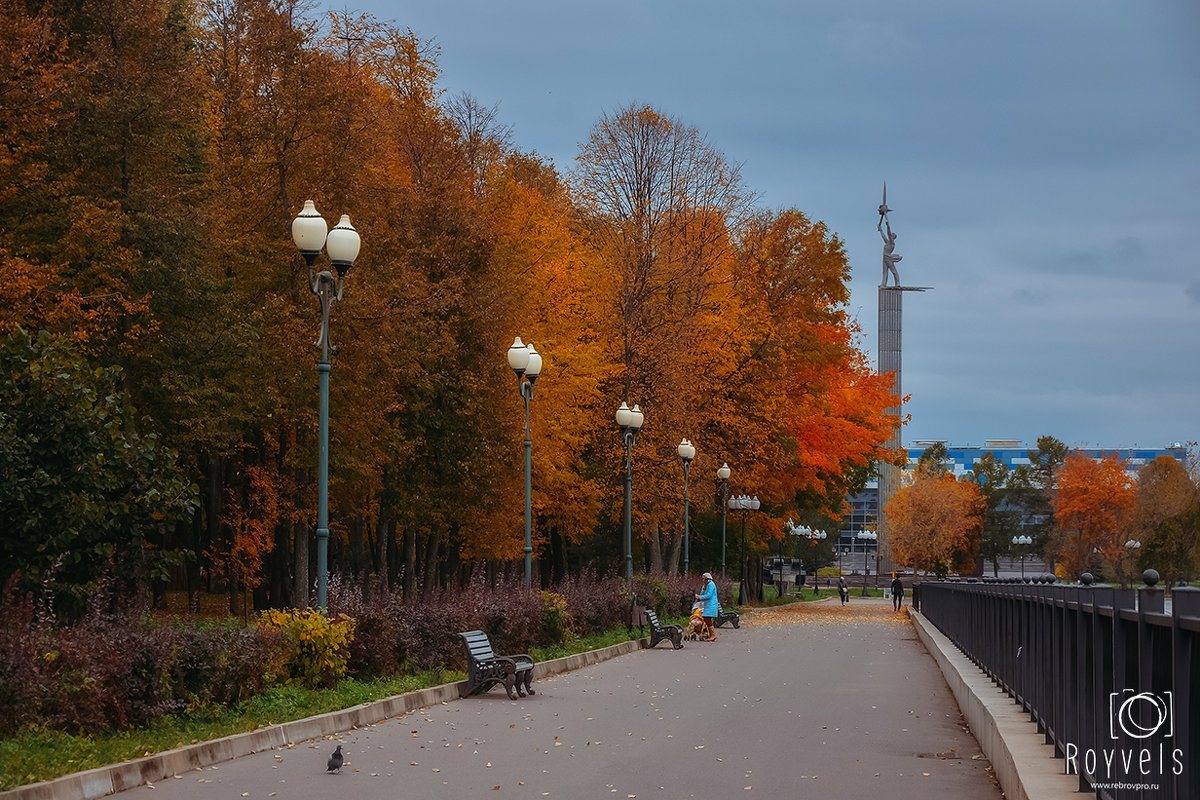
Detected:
left=1052, top=451, right=1136, bottom=580
left=571, top=108, right=897, bottom=583
left=1132, top=455, right=1200, bottom=588
left=885, top=472, right=984, bottom=576
left=570, top=103, right=752, bottom=573
left=2, top=4, right=905, bottom=606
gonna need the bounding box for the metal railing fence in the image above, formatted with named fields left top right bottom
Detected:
left=919, top=575, right=1199, bottom=800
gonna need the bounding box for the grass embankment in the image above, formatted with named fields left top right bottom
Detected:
left=0, top=627, right=645, bottom=791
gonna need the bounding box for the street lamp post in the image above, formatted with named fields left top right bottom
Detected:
left=507, top=337, right=543, bottom=588
left=779, top=522, right=794, bottom=597
left=857, top=530, right=877, bottom=596
left=1011, top=534, right=1032, bottom=580
left=677, top=439, right=696, bottom=575
left=616, top=401, right=644, bottom=583
left=730, top=494, right=759, bottom=605
left=1123, top=539, right=1141, bottom=587
left=291, top=200, right=361, bottom=612
left=717, top=463, right=731, bottom=577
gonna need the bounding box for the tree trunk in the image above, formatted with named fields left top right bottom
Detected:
left=271, top=520, right=291, bottom=609
left=376, top=514, right=390, bottom=591
left=666, top=527, right=682, bottom=576
left=649, top=522, right=663, bottom=573
left=348, top=514, right=363, bottom=579
left=403, top=526, right=416, bottom=602
left=422, top=535, right=440, bottom=598
left=187, top=504, right=203, bottom=613
left=205, top=452, right=222, bottom=593
left=294, top=521, right=310, bottom=609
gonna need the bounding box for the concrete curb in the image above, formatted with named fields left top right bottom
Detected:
left=2, top=639, right=647, bottom=800
left=910, top=609, right=1078, bottom=800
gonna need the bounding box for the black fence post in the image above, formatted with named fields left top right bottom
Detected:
left=917, top=572, right=1196, bottom=799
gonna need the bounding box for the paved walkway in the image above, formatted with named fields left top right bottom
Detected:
left=107, top=598, right=1000, bottom=800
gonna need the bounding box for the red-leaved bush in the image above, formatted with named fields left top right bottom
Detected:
left=0, top=570, right=655, bottom=737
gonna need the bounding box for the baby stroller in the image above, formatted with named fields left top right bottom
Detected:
left=683, top=603, right=708, bottom=641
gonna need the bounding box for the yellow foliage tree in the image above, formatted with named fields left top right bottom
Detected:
left=886, top=473, right=985, bottom=575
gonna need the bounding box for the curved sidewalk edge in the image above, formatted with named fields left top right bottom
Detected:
left=2, top=639, right=645, bottom=800
left=910, top=610, right=1078, bottom=800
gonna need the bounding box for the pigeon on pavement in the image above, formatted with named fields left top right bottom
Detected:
left=327, top=744, right=344, bottom=773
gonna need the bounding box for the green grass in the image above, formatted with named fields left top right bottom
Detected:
left=529, top=626, right=644, bottom=661
left=0, top=669, right=461, bottom=791
left=731, top=585, right=806, bottom=607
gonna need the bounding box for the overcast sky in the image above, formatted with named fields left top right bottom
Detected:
left=323, top=0, right=1198, bottom=451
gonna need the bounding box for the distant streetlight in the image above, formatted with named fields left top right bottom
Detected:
left=507, top=337, right=543, bottom=588
left=857, top=530, right=877, bottom=596
left=677, top=439, right=697, bottom=574
left=616, top=401, right=645, bottom=583
left=717, top=463, right=731, bottom=577
left=1011, top=534, right=1033, bottom=580
left=1123, top=539, right=1141, bottom=588
left=729, top=494, right=760, bottom=604
left=291, top=200, right=361, bottom=612
left=789, top=521, right=826, bottom=597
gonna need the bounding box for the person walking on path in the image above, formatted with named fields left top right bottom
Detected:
left=695, top=572, right=719, bottom=641
left=891, top=573, right=904, bottom=611
left=837, top=575, right=849, bottom=605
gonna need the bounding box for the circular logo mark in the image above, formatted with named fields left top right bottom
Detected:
left=1115, top=692, right=1170, bottom=739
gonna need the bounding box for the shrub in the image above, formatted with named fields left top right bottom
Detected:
left=631, top=574, right=667, bottom=615
left=174, top=622, right=279, bottom=707
left=539, top=591, right=572, bottom=646
left=0, top=576, right=42, bottom=735
left=397, top=599, right=469, bottom=672
left=259, top=609, right=355, bottom=689
left=327, top=578, right=404, bottom=679
left=556, top=572, right=626, bottom=636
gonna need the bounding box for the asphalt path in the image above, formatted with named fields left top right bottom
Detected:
left=115, top=598, right=1002, bottom=799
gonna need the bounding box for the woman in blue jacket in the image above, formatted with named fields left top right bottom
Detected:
left=695, top=572, right=719, bottom=642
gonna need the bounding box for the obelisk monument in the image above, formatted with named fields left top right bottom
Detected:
left=876, top=184, right=928, bottom=570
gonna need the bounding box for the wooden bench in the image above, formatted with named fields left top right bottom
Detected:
left=643, top=609, right=683, bottom=649
left=458, top=630, right=535, bottom=700
left=715, top=602, right=740, bottom=629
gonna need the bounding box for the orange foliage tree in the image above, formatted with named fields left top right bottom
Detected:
left=4, top=4, right=905, bottom=607
left=885, top=472, right=985, bottom=575
left=1053, top=452, right=1136, bottom=580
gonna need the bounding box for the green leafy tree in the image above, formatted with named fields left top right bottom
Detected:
left=1133, top=455, right=1200, bottom=588
left=1007, top=435, right=1068, bottom=564
left=0, top=330, right=197, bottom=616
left=967, top=451, right=1022, bottom=576
left=916, top=442, right=951, bottom=477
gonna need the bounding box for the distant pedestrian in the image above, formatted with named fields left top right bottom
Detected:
left=837, top=576, right=849, bottom=605
left=891, top=573, right=903, bottom=610
left=695, top=572, right=719, bottom=641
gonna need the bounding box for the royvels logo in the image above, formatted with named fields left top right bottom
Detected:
left=1110, top=691, right=1174, bottom=740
